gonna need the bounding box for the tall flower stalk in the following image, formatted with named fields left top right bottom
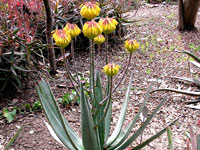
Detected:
left=95, top=63, right=120, bottom=126
left=94, top=34, right=105, bottom=69
left=64, top=23, right=81, bottom=84
left=82, top=20, right=103, bottom=104
left=52, top=29, right=79, bottom=93
left=100, top=39, right=140, bottom=105
left=99, top=17, right=118, bottom=64
left=61, top=48, right=79, bottom=95
left=90, top=39, right=95, bottom=101
left=105, top=34, right=109, bottom=64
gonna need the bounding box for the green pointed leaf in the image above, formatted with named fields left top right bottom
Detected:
left=43, top=120, right=65, bottom=147
left=10, top=47, right=15, bottom=61
left=13, top=28, right=20, bottom=35
left=132, top=117, right=179, bottom=150
left=150, top=88, right=200, bottom=96
left=3, top=108, right=16, bottom=123
left=167, top=127, right=174, bottom=150
left=180, top=51, right=200, bottom=64
left=197, top=134, right=200, bottom=150
left=105, top=77, right=112, bottom=142
left=4, top=126, right=22, bottom=150
left=80, top=83, right=99, bottom=149
left=36, top=79, right=82, bottom=150
left=116, top=98, right=167, bottom=150
left=108, top=85, right=152, bottom=150
left=94, top=72, right=105, bottom=148
left=106, top=74, right=133, bottom=146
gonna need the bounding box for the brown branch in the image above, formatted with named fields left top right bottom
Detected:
left=177, top=0, right=185, bottom=31
left=43, top=0, right=56, bottom=73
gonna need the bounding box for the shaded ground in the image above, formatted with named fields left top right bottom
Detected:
left=1, top=3, right=200, bottom=150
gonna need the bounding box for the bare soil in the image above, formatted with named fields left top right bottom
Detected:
left=1, top=3, right=200, bottom=150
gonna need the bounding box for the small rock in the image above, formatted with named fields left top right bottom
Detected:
left=29, top=130, right=34, bottom=134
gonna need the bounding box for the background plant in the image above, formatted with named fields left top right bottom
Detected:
left=0, top=0, right=47, bottom=92
left=185, top=124, right=200, bottom=150
left=150, top=51, right=200, bottom=101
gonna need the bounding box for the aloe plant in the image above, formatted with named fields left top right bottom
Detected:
left=36, top=75, right=178, bottom=150
left=35, top=1, right=179, bottom=149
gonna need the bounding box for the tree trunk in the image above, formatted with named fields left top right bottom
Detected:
left=43, top=0, right=57, bottom=73
left=177, top=0, right=184, bottom=31
left=178, top=0, right=200, bottom=31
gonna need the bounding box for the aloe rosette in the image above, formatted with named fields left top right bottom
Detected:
left=36, top=75, right=178, bottom=150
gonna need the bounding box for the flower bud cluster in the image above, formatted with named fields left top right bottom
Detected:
left=52, top=1, right=140, bottom=78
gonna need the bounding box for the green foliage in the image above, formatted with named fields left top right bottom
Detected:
left=0, top=27, right=44, bottom=92
left=4, top=126, right=22, bottom=150
left=146, top=68, right=151, bottom=75
left=1, top=100, right=42, bottom=123
left=58, top=90, right=80, bottom=105
left=189, top=43, right=200, bottom=53
left=167, top=127, right=174, bottom=150
left=36, top=77, right=178, bottom=150
left=32, top=100, right=42, bottom=110
left=36, top=78, right=83, bottom=149
left=3, top=108, right=16, bottom=123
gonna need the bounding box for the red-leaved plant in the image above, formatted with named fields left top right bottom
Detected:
left=1, top=0, right=43, bottom=43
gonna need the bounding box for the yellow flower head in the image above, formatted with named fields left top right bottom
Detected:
left=82, top=20, right=103, bottom=39
left=99, top=17, right=118, bottom=34
left=52, top=29, right=71, bottom=48
left=103, top=63, right=120, bottom=77
left=94, top=34, right=105, bottom=45
left=64, top=23, right=81, bottom=38
left=80, top=2, right=101, bottom=20
left=124, top=40, right=140, bottom=53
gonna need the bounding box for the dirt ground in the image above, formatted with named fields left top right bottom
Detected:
left=1, top=3, right=200, bottom=150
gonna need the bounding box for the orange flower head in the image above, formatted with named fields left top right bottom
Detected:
left=99, top=17, right=118, bottom=34
left=80, top=2, right=101, bottom=20
left=52, top=29, right=71, bottom=48
left=103, top=63, right=120, bottom=77
left=124, top=40, right=140, bottom=53
left=64, top=23, right=81, bottom=38
left=94, top=34, right=105, bottom=45
left=82, top=20, right=103, bottom=39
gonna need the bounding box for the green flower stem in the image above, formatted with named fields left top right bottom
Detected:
left=105, top=34, right=108, bottom=64
left=89, top=39, right=96, bottom=106
left=95, top=76, right=113, bottom=128
left=99, top=52, right=133, bottom=105
left=61, top=48, right=79, bottom=96
left=71, top=39, right=80, bottom=85
left=95, top=44, right=101, bottom=71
